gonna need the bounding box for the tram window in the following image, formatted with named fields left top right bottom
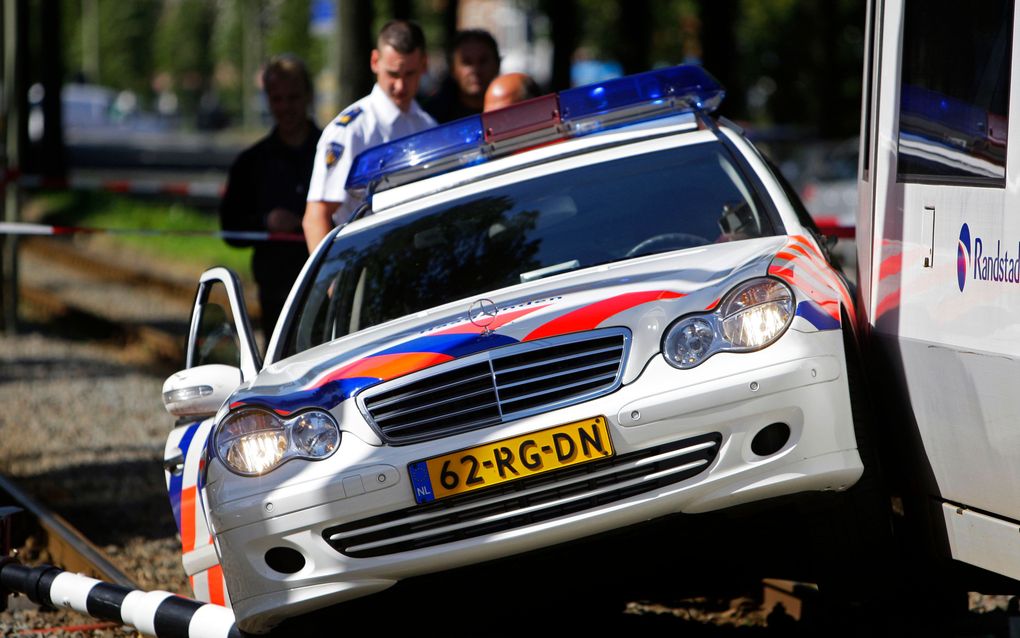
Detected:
left=861, top=0, right=877, bottom=179
left=897, top=0, right=1013, bottom=186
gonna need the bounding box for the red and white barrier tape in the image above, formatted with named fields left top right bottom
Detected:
left=0, top=222, right=303, bottom=243
left=1, top=168, right=225, bottom=199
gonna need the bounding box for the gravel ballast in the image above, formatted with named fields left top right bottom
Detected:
left=1, top=331, right=189, bottom=637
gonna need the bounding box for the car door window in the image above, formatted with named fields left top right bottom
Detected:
left=191, top=281, right=241, bottom=369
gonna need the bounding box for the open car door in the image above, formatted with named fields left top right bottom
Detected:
left=160, top=267, right=260, bottom=606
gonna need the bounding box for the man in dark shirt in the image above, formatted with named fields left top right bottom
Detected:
left=423, top=29, right=501, bottom=123
left=220, top=54, right=319, bottom=339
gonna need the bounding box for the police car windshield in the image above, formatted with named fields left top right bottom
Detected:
left=284, top=141, right=774, bottom=356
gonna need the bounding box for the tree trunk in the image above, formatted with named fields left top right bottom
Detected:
left=547, top=0, right=577, bottom=91
left=616, top=0, right=651, bottom=75
left=698, top=0, right=742, bottom=120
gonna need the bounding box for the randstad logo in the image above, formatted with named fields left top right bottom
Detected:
left=957, top=223, right=970, bottom=291
left=959, top=222, right=1020, bottom=291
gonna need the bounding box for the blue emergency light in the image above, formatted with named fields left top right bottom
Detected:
left=559, top=64, right=724, bottom=122
left=347, top=64, right=724, bottom=194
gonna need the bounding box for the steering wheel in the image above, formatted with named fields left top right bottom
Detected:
left=625, top=233, right=709, bottom=258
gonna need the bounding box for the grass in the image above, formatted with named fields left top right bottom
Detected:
left=28, top=190, right=253, bottom=276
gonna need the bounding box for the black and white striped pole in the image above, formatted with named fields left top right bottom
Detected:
left=1, top=509, right=243, bottom=638
left=0, top=560, right=244, bottom=638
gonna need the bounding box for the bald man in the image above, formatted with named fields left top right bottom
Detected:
left=483, top=72, right=541, bottom=111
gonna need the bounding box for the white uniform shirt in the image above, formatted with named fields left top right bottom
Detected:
left=307, top=84, right=436, bottom=224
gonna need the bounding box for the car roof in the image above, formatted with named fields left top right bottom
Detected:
left=369, top=113, right=702, bottom=215
left=336, top=118, right=796, bottom=243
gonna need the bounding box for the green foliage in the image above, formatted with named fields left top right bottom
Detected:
left=735, top=0, right=865, bottom=135
left=52, top=0, right=864, bottom=139
left=572, top=0, right=864, bottom=138
left=153, top=0, right=218, bottom=117
left=575, top=0, right=618, bottom=60
left=267, top=0, right=322, bottom=72
left=574, top=1, right=695, bottom=68
left=265, top=0, right=327, bottom=117
left=60, top=0, right=162, bottom=101
left=211, top=0, right=246, bottom=117
left=650, top=1, right=698, bottom=66
left=33, top=191, right=253, bottom=277
left=97, top=2, right=163, bottom=99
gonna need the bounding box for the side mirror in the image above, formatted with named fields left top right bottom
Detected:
left=162, top=364, right=242, bottom=418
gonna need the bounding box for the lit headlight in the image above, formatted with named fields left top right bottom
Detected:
left=215, top=407, right=340, bottom=476
left=719, top=279, right=795, bottom=347
left=663, top=278, right=794, bottom=369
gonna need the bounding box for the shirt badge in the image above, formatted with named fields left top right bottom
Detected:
left=336, top=107, right=362, bottom=127
left=325, top=142, right=344, bottom=168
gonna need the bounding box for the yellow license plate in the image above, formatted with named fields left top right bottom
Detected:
left=408, top=416, right=614, bottom=504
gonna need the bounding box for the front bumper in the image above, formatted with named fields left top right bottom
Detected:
left=207, top=328, right=861, bottom=632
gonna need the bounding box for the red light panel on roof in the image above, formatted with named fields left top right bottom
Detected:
left=481, top=94, right=561, bottom=144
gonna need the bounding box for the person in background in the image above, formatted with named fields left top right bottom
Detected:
left=303, top=20, right=436, bottom=253
left=219, top=54, right=318, bottom=339
left=423, top=29, right=501, bottom=123
left=483, top=72, right=541, bottom=111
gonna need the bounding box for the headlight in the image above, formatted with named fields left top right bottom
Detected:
left=215, top=407, right=340, bottom=476
left=663, top=278, right=794, bottom=369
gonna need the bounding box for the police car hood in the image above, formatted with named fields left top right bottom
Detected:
left=231, top=237, right=786, bottom=414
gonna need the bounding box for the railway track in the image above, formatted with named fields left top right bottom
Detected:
left=0, top=473, right=136, bottom=589
left=14, top=236, right=261, bottom=370
left=0, top=475, right=136, bottom=637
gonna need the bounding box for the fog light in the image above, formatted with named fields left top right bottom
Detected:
left=751, top=422, right=790, bottom=457
left=265, top=547, right=305, bottom=574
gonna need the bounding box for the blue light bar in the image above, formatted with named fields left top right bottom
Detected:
left=559, top=65, right=724, bottom=124
left=346, top=65, right=725, bottom=194
left=348, top=116, right=485, bottom=191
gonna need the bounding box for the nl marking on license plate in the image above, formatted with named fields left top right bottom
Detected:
left=408, top=416, right=614, bottom=504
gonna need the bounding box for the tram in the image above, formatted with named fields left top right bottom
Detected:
left=857, top=0, right=1020, bottom=583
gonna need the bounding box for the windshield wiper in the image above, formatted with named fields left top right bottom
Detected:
left=520, top=259, right=581, bottom=283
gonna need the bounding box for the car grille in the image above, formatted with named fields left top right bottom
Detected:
left=323, top=432, right=721, bottom=558
left=358, top=329, right=630, bottom=445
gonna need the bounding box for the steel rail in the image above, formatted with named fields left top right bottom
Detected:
left=14, top=236, right=205, bottom=366
left=0, top=473, right=138, bottom=588
left=21, top=236, right=199, bottom=300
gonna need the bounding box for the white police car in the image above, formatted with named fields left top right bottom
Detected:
left=161, top=66, right=863, bottom=632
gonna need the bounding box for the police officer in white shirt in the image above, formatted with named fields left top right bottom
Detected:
left=303, top=20, right=437, bottom=253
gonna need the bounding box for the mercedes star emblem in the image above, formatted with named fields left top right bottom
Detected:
left=468, top=298, right=499, bottom=331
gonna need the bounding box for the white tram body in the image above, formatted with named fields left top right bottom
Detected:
left=858, top=0, right=1020, bottom=579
